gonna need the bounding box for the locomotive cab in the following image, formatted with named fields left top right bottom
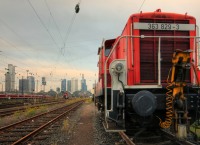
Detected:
left=95, top=39, right=116, bottom=112
left=95, top=9, right=200, bottom=140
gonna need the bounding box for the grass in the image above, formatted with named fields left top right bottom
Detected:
left=190, top=121, right=200, bottom=138
left=0, top=105, right=47, bottom=127
left=13, top=110, right=22, bottom=120
left=64, top=98, right=84, bottom=105
left=84, top=98, right=93, bottom=103
left=25, top=107, right=37, bottom=117
left=61, top=119, right=69, bottom=131
left=0, top=97, right=85, bottom=127
left=190, top=127, right=200, bottom=137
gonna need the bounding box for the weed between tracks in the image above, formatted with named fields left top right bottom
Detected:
left=61, top=119, right=69, bottom=131
left=84, top=98, right=93, bottom=103
left=25, top=107, right=37, bottom=117
left=0, top=98, right=85, bottom=128
left=0, top=106, right=48, bottom=127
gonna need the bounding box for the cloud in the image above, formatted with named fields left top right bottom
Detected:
left=0, top=0, right=199, bottom=91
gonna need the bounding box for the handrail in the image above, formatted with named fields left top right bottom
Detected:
left=104, top=35, right=200, bottom=114
left=158, top=37, right=161, bottom=86
left=196, top=25, right=200, bottom=66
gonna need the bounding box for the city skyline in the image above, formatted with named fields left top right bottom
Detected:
left=4, top=63, right=90, bottom=93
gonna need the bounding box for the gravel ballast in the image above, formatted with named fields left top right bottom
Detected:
left=45, top=101, right=122, bottom=145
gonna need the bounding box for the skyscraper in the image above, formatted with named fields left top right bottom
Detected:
left=5, top=64, right=15, bottom=92
left=19, top=78, right=28, bottom=94
left=41, top=77, right=46, bottom=92
left=81, top=74, right=87, bottom=91
left=27, top=76, right=35, bottom=93
left=67, top=80, right=71, bottom=92
left=61, top=79, right=66, bottom=92
left=71, top=78, right=78, bottom=93
left=5, top=72, right=11, bottom=92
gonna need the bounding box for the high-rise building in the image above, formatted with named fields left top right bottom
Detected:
left=41, top=77, right=46, bottom=92
left=5, top=72, right=11, bottom=92
left=81, top=74, right=87, bottom=91
left=27, top=76, right=35, bottom=93
left=67, top=80, right=71, bottom=92
left=61, top=79, right=66, bottom=92
left=19, top=78, right=28, bottom=94
left=5, top=64, right=15, bottom=92
left=42, top=77, right=46, bottom=85
left=71, top=78, right=78, bottom=93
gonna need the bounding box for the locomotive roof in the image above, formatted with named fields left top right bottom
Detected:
left=119, top=9, right=196, bottom=36
left=129, top=9, right=195, bottom=20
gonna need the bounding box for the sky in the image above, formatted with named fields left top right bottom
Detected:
left=0, top=0, right=199, bottom=92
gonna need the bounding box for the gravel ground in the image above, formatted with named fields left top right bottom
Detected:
left=44, top=101, right=123, bottom=145
left=94, top=111, right=123, bottom=145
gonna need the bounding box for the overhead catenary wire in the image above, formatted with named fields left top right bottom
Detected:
left=0, top=52, right=49, bottom=77
left=0, top=18, right=33, bottom=49
left=50, top=0, right=82, bottom=83
left=0, top=0, right=95, bottom=91
left=0, top=37, right=51, bottom=78
left=44, top=0, right=65, bottom=44
left=137, top=0, right=146, bottom=12
left=60, top=1, right=82, bottom=73
left=61, top=13, right=76, bottom=55
left=0, top=37, right=48, bottom=74
left=1, top=1, right=87, bottom=79
left=0, top=0, right=84, bottom=76
left=27, top=0, right=60, bottom=50
left=62, top=0, right=81, bottom=55
left=0, top=37, right=34, bottom=62
left=0, top=17, right=49, bottom=69
left=27, top=0, right=69, bottom=79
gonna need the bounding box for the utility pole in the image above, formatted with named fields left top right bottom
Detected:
left=26, top=70, right=29, bottom=79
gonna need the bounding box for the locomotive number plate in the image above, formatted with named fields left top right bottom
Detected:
left=134, top=22, right=195, bottom=31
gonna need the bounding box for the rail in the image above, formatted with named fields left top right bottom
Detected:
left=11, top=101, right=83, bottom=145
left=0, top=94, right=50, bottom=99
left=119, top=131, right=135, bottom=145
left=0, top=100, right=83, bottom=145
left=0, top=100, right=66, bottom=117
left=118, top=129, right=198, bottom=145
left=161, top=129, right=197, bottom=145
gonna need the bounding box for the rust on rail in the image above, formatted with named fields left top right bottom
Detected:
left=119, top=131, right=135, bottom=145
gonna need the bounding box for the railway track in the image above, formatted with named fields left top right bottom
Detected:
left=118, top=129, right=199, bottom=145
left=0, top=100, right=83, bottom=145
left=0, top=100, right=66, bottom=117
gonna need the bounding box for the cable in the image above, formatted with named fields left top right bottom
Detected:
left=27, top=0, right=60, bottom=50
left=0, top=37, right=32, bottom=60
left=44, top=0, right=65, bottom=44
left=62, top=13, right=76, bottom=55
left=137, top=0, right=146, bottom=12
left=0, top=18, right=33, bottom=49
left=28, top=0, right=67, bottom=81
left=51, top=0, right=82, bottom=80
left=0, top=37, right=48, bottom=74
left=62, top=0, right=82, bottom=55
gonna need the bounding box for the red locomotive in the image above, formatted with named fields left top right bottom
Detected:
left=95, top=9, right=200, bottom=139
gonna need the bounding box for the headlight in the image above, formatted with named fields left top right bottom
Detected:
left=114, top=63, right=124, bottom=73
